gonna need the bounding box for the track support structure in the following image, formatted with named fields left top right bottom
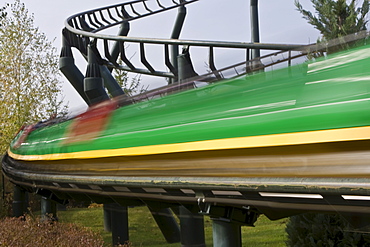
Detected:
left=104, top=203, right=129, bottom=246
left=250, top=0, right=260, bottom=59
left=212, top=220, right=242, bottom=247
left=103, top=204, right=112, bottom=232
left=179, top=206, right=206, bottom=247
left=84, top=45, right=110, bottom=105
left=170, top=3, right=187, bottom=83
left=12, top=185, right=28, bottom=217
left=148, top=206, right=181, bottom=243
left=41, top=196, right=57, bottom=221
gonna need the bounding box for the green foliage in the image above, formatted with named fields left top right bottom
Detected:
left=286, top=213, right=370, bottom=247
left=0, top=216, right=104, bottom=246
left=0, top=0, right=67, bottom=154
left=295, top=0, right=369, bottom=41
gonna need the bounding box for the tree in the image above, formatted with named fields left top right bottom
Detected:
left=295, top=0, right=369, bottom=41
left=287, top=2, right=370, bottom=245
left=0, top=0, right=67, bottom=154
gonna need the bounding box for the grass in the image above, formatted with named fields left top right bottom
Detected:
left=244, top=216, right=288, bottom=246
left=58, top=205, right=287, bottom=246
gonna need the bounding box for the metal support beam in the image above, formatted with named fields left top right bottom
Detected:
left=198, top=203, right=258, bottom=247
left=100, top=65, right=125, bottom=97
left=179, top=206, right=206, bottom=247
left=250, top=0, right=260, bottom=59
left=148, top=207, right=181, bottom=243
left=110, top=21, right=130, bottom=67
left=59, top=36, right=89, bottom=104
left=212, top=220, right=242, bottom=247
left=104, top=22, right=130, bottom=96
left=84, top=45, right=110, bottom=105
left=41, top=196, right=57, bottom=221
left=177, top=46, right=198, bottom=83
left=12, top=185, right=28, bottom=217
left=103, top=204, right=112, bottom=232
left=170, top=4, right=187, bottom=83
left=104, top=203, right=129, bottom=246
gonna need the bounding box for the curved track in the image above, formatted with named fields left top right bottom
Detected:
left=3, top=0, right=370, bottom=232
left=61, top=0, right=303, bottom=83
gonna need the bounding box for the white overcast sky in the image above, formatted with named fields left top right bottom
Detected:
left=1, top=0, right=321, bottom=112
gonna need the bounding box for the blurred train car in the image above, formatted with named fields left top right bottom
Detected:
left=3, top=37, right=370, bottom=220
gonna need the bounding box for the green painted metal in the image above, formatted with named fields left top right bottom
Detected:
left=10, top=44, right=370, bottom=157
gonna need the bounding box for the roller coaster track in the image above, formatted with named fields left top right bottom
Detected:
left=4, top=1, right=370, bottom=246
left=61, top=0, right=304, bottom=98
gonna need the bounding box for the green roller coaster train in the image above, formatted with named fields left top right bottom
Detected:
left=3, top=0, right=370, bottom=246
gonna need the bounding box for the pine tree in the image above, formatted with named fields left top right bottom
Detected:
left=287, top=2, right=370, bottom=245
left=295, top=0, right=369, bottom=41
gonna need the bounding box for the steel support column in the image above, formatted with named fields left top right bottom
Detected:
left=41, top=196, right=57, bottom=221
left=110, top=21, right=130, bottom=67
left=12, top=185, right=28, bottom=217
left=101, top=22, right=128, bottom=97
left=179, top=206, right=206, bottom=247
left=250, top=0, right=260, bottom=59
left=212, top=220, right=242, bottom=247
left=104, top=203, right=129, bottom=246
left=59, top=36, right=89, bottom=104
left=177, top=46, right=198, bottom=83
left=84, top=45, right=110, bottom=105
left=100, top=65, right=125, bottom=97
left=103, top=203, right=112, bottom=232
left=148, top=207, right=181, bottom=243
left=170, top=3, right=187, bottom=83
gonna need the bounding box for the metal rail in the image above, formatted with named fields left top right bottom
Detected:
left=62, top=0, right=303, bottom=81
left=4, top=155, right=370, bottom=222
left=62, top=0, right=369, bottom=95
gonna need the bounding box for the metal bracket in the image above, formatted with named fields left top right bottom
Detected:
left=200, top=202, right=259, bottom=226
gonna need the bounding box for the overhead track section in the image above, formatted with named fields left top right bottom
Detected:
left=62, top=0, right=303, bottom=83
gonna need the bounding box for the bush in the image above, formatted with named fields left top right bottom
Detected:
left=0, top=216, right=104, bottom=246
left=286, top=213, right=370, bottom=247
